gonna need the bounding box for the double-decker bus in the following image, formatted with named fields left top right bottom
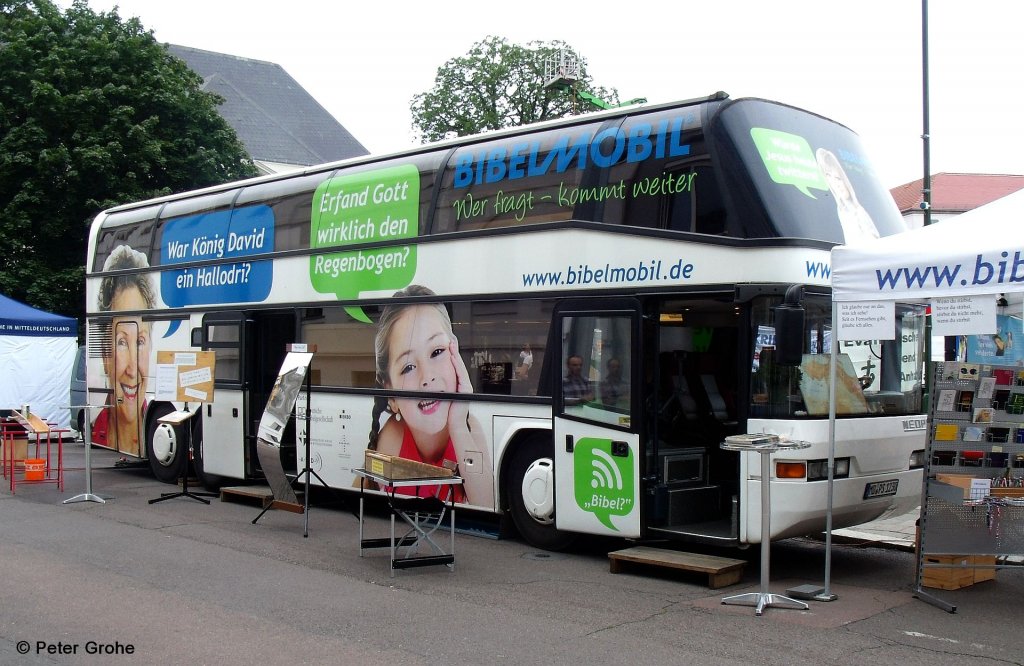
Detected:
left=84, top=92, right=927, bottom=549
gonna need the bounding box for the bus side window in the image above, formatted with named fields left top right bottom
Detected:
left=666, top=165, right=727, bottom=235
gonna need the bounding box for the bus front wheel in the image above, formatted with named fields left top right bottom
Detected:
left=146, top=405, right=188, bottom=484
left=506, top=436, right=576, bottom=551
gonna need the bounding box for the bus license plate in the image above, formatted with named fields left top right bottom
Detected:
left=863, top=479, right=899, bottom=499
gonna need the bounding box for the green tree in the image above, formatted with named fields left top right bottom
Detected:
left=411, top=36, right=620, bottom=143
left=0, top=0, right=257, bottom=321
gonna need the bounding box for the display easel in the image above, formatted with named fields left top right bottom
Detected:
left=252, top=344, right=328, bottom=537
left=148, top=405, right=217, bottom=504
left=63, top=404, right=113, bottom=504
left=148, top=351, right=217, bottom=505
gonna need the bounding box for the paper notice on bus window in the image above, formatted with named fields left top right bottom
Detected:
left=837, top=301, right=894, bottom=341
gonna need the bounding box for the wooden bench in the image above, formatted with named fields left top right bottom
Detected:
left=608, top=546, right=746, bottom=589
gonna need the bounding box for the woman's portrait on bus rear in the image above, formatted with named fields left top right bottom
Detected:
left=94, top=244, right=155, bottom=457
left=816, top=147, right=879, bottom=243
left=362, top=285, right=493, bottom=507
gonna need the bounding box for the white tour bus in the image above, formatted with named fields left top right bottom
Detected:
left=84, top=93, right=927, bottom=550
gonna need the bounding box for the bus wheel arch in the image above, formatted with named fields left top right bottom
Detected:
left=145, top=402, right=188, bottom=484
left=502, top=431, right=576, bottom=551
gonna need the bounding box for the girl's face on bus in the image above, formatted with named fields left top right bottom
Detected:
left=109, top=286, right=151, bottom=426
left=386, top=305, right=456, bottom=440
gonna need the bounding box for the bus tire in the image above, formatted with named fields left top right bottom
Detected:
left=505, top=435, right=576, bottom=551
left=145, top=404, right=188, bottom=484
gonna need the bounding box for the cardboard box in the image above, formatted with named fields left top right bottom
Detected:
left=364, top=451, right=453, bottom=480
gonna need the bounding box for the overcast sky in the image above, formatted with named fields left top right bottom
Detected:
left=65, top=1, right=1023, bottom=189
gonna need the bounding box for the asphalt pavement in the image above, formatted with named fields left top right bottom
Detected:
left=2, top=438, right=1023, bottom=665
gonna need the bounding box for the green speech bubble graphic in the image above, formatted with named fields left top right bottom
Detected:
left=573, top=437, right=634, bottom=530
left=310, top=164, right=420, bottom=322
left=750, top=128, right=828, bottom=199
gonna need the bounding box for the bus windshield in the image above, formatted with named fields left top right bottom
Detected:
left=750, top=295, right=926, bottom=418
left=709, top=99, right=908, bottom=243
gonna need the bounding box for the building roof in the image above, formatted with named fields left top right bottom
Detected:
left=167, top=45, right=368, bottom=170
left=890, top=173, right=1024, bottom=214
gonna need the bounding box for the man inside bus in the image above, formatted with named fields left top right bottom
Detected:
left=600, top=357, right=628, bottom=409
left=563, top=354, right=593, bottom=405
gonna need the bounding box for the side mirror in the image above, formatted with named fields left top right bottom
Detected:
left=773, top=286, right=804, bottom=366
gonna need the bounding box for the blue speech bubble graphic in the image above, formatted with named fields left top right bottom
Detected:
left=159, top=206, right=274, bottom=307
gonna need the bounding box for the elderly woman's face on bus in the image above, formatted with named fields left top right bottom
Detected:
left=108, top=286, right=151, bottom=427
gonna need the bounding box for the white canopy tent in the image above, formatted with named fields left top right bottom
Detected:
left=832, top=187, right=1024, bottom=305
left=0, top=294, right=78, bottom=430
left=814, top=187, right=1024, bottom=600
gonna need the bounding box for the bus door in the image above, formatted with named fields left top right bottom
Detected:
left=553, top=300, right=641, bottom=538
left=199, top=314, right=245, bottom=478
left=245, top=311, right=297, bottom=473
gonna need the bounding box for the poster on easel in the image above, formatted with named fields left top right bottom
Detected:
left=256, top=350, right=314, bottom=506
left=155, top=351, right=216, bottom=403
left=257, top=351, right=313, bottom=446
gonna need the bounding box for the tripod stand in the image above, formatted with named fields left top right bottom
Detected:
left=149, top=405, right=217, bottom=505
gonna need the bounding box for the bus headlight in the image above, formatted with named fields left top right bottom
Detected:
left=909, top=449, right=926, bottom=469
left=806, top=457, right=850, bottom=481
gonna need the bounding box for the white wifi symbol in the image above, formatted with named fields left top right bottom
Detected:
left=590, top=449, right=623, bottom=490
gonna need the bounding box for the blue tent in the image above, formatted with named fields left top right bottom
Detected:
left=0, top=293, right=77, bottom=337
left=0, top=294, right=78, bottom=429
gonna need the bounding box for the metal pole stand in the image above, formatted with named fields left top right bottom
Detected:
left=721, top=434, right=811, bottom=616
left=148, top=405, right=217, bottom=505
left=64, top=404, right=114, bottom=504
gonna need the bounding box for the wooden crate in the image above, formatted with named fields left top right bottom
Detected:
left=934, top=473, right=975, bottom=499
left=364, top=451, right=453, bottom=480
left=921, top=554, right=997, bottom=590
left=971, top=555, right=997, bottom=584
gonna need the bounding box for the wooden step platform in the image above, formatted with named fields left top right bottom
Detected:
left=608, top=546, right=746, bottom=589
left=220, top=485, right=274, bottom=508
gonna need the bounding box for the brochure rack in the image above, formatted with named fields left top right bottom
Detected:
left=916, top=361, right=1024, bottom=612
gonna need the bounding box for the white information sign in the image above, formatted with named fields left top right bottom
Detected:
left=155, top=364, right=178, bottom=401
left=837, top=301, right=895, bottom=341
left=931, top=296, right=997, bottom=336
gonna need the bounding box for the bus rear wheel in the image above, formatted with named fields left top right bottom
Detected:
left=145, top=404, right=188, bottom=484
left=505, top=435, right=576, bottom=551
